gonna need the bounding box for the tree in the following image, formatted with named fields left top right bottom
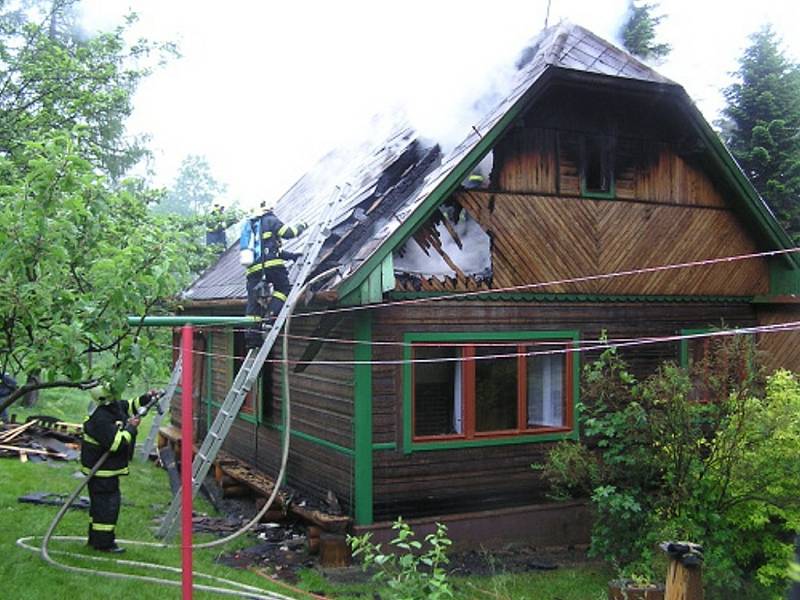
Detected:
left=0, top=0, right=177, bottom=180
left=0, top=3, right=211, bottom=411
left=620, top=1, right=671, bottom=61
left=156, top=154, right=228, bottom=216
left=0, top=131, right=209, bottom=411
left=721, top=26, right=800, bottom=241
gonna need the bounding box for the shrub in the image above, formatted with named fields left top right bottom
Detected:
left=348, top=517, right=454, bottom=600
left=542, top=338, right=800, bottom=598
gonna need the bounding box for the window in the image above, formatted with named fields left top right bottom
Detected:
left=581, top=135, right=614, bottom=196
left=409, top=335, right=576, bottom=446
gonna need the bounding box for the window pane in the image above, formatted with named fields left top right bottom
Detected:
left=526, top=350, right=565, bottom=428
left=475, top=346, right=518, bottom=432
left=414, top=346, right=461, bottom=436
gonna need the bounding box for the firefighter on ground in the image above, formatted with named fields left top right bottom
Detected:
left=239, top=201, right=307, bottom=349
left=80, top=385, right=159, bottom=553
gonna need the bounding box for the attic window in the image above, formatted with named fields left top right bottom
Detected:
left=581, top=135, right=613, bottom=196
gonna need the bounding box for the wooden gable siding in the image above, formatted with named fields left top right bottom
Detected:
left=370, top=300, right=755, bottom=520
left=457, top=191, right=769, bottom=296
left=756, top=304, right=800, bottom=373
left=201, top=315, right=357, bottom=514
left=495, top=127, right=726, bottom=208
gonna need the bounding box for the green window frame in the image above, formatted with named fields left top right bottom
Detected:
left=403, top=330, right=580, bottom=453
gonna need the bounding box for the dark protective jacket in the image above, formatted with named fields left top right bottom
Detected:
left=81, top=398, right=140, bottom=478
left=240, top=210, right=306, bottom=275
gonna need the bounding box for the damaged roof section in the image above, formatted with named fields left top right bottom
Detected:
left=181, top=22, right=705, bottom=304
left=393, top=200, right=493, bottom=291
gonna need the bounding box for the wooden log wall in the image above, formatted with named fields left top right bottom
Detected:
left=370, top=301, right=756, bottom=520
left=197, top=314, right=358, bottom=515
left=457, top=190, right=769, bottom=296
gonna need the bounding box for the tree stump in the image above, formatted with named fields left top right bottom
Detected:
left=319, top=532, right=350, bottom=567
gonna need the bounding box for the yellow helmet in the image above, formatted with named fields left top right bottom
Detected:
left=90, top=384, right=115, bottom=404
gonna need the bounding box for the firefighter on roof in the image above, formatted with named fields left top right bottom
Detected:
left=240, top=201, right=307, bottom=349
left=81, top=385, right=158, bottom=553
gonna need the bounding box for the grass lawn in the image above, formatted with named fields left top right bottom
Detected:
left=1, top=389, right=612, bottom=599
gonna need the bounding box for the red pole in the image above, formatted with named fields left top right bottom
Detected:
left=180, top=325, right=193, bottom=600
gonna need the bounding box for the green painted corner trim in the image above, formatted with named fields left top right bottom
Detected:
left=402, top=329, right=580, bottom=454
left=353, top=311, right=374, bottom=525
left=337, top=70, right=556, bottom=301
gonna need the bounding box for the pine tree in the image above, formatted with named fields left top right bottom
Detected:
left=722, top=26, right=800, bottom=240
left=620, top=1, right=671, bottom=61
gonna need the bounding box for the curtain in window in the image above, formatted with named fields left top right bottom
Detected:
left=527, top=352, right=564, bottom=427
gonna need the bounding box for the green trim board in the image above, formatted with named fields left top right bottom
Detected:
left=372, top=442, right=397, bottom=451
left=205, top=400, right=355, bottom=455
left=402, top=329, right=581, bottom=454
left=353, top=311, right=374, bottom=525
left=261, top=422, right=354, bottom=456
left=679, top=328, right=712, bottom=368
left=388, top=291, right=754, bottom=303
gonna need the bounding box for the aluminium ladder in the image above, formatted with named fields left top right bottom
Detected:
left=156, top=186, right=347, bottom=540
left=138, top=350, right=183, bottom=461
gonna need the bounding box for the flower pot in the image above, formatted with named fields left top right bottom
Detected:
left=608, top=579, right=665, bottom=600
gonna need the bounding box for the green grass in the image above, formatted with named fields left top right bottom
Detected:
left=1, top=389, right=612, bottom=599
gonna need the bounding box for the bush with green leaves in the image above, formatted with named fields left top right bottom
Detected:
left=542, top=337, right=800, bottom=598
left=348, top=517, right=454, bottom=600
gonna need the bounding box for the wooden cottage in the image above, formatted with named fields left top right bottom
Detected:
left=175, top=23, right=800, bottom=542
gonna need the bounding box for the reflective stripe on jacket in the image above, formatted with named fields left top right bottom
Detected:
left=81, top=400, right=137, bottom=478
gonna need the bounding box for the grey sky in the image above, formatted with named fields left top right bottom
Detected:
left=79, top=0, right=800, bottom=212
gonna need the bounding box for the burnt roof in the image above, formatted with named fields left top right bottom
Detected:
left=182, top=22, right=788, bottom=304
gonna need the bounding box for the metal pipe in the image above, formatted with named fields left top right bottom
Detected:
left=127, top=316, right=259, bottom=326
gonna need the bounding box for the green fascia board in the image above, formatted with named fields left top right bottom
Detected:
left=402, top=329, right=580, bottom=454
left=336, top=69, right=557, bottom=301
left=680, top=90, right=799, bottom=269
left=387, top=291, right=754, bottom=303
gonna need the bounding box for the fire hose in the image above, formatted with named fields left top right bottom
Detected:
left=17, top=268, right=339, bottom=598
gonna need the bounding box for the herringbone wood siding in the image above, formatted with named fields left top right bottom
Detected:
left=756, top=305, right=800, bottom=373
left=457, top=191, right=769, bottom=296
